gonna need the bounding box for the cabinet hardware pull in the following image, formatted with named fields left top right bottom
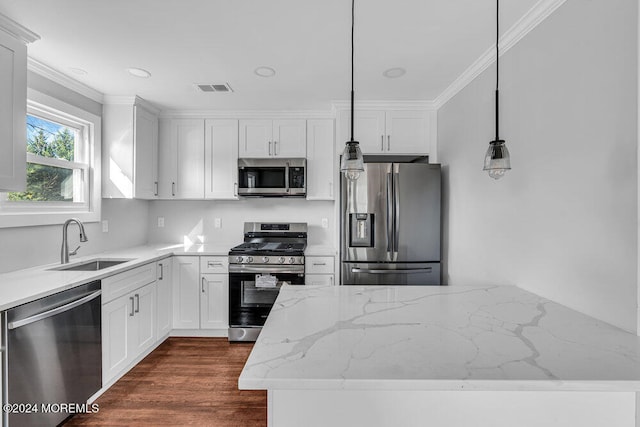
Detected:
left=330, top=276, right=334, bottom=285
left=202, top=277, right=206, bottom=293
left=387, top=135, right=391, bottom=151
left=158, top=263, right=164, bottom=280
left=268, top=141, right=272, bottom=156
left=154, top=181, right=158, bottom=196
left=381, top=135, right=384, bottom=151
left=313, top=263, right=326, bottom=266
left=274, top=141, right=278, bottom=156
left=208, top=262, right=223, bottom=267
left=129, top=297, right=135, bottom=317
left=234, top=182, right=238, bottom=197
left=134, top=294, right=140, bottom=313
left=172, top=182, right=176, bottom=196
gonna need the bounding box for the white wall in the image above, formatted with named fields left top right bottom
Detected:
left=147, top=199, right=335, bottom=248
left=438, top=0, right=637, bottom=331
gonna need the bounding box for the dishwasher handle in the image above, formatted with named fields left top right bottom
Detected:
left=7, top=290, right=102, bottom=330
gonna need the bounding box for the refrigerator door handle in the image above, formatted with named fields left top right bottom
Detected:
left=351, top=267, right=432, bottom=274
left=386, top=172, right=394, bottom=255
left=393, top=171, right=400, bottom=258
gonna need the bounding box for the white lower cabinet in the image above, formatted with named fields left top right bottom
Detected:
left=200, top=274, right=229, bottom=330
left=102, top=281, right=157, bottom=384
left=172, top=256, right=229, bottom=331
left=156, top=259, right=173, bottom=338
left=305, top=256, right=336, bottom=286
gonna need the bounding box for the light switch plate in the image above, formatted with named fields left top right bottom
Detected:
left=158, top=217, right=165, bottom=228
left=102, top=220, right=109, bottom=233
left=321, top=218, right=329, bottom=229
left=214, top=218, right=222, bottom=229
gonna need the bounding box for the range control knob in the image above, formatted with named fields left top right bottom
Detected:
left=288, top=257, right=295, bottom=264
left=247, top=256, right=254, bottom=263
left=236, top=256, right=243, bottom=263
left=278, top=257, right=285, bottom=264
left=262, top=256, right=269, bottom=263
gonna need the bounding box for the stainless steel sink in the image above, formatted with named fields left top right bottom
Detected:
left=50, top=258, right=133, bottom=271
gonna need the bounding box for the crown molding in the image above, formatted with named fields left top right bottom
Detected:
left=158, top=109, right=335, bottom=119
left=0, top=13, right=39, bottom=43
left=27, top=57, right=104, bottom=104
left=331, top=100, right=436, bottom=113
left=103, top=95, right=161, bottom=114
left=433, top=0, right=568, bottom=109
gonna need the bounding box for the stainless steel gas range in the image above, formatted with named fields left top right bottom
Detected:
left=228, top=222, right=307, bottom=342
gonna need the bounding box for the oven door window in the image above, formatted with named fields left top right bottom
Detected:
left=239, top=167, right=286, bottom=189
left=229, top=272, right=304, bottom=327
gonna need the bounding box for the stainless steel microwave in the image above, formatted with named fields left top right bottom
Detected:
left=238, top=158, right=306, bottom=197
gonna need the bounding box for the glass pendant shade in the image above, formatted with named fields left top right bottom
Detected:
left=341, top=140, right=364, bottom=180
left=483, top=140, right=510, bottom=180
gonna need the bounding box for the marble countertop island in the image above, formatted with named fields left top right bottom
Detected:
left=239, top=284, right=640, bottom=392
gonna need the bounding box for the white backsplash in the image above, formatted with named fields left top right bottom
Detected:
left=147, top=199, right=336, bottom=248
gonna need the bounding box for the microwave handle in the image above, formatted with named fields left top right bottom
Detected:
left=285, top=161, right=290, bottom=192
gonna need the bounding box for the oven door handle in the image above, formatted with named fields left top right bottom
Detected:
left=229, top=265, right=304, bottom=274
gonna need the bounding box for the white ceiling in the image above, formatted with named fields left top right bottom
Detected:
left=0, top=0, right=539, bottom=111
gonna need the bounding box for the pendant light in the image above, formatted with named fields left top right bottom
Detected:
left=340, top=0, right=364, bottom=181
left=483, top=0, right=511, bottom=180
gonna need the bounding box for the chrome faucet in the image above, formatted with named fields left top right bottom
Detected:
left=61, top=218, right=88, bottom=264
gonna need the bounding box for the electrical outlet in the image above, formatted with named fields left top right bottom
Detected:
left=102, top=220, right=109, bottom=233
left=158, top=217, right=165, bottom=228
left=214, top=218, right=222, bottom=229
left=321, top=218, right=329, bottom=229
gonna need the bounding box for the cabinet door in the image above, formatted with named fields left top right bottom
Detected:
left=305, top=274, right=334, bottom=286
left=172, top=256, right=200, bottom=329
left=385, top=110, right=429, bottom=154
left=156, top=260, right=172, bottom=338
left=273, top=120, right=306, bottom=157
left=239, top=120, right=271, bottom=158
left=306, top=119, right=334, bottom=200
left=340, top=110, right=385, bottom=154
left=159, top=119, right=204, bottom=198
left=0, top=30, right=27, bottom=191
left=132, top=282, right=157, bottom=358
left=102, top=294, right=133, bottom=383
left=133, top=105, right=159, bottom=199
left=205, top=119, right=239, bottom=199
left=200, top=274, right=229, bottom=330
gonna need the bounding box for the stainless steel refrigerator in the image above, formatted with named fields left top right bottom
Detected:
left=340, top=161, right=441, bottom=285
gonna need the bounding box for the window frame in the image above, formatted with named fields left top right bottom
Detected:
left=0, top=89, right=101, bottom=228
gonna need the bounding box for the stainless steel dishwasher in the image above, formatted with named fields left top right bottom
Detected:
left=2, top=280, right=102, bottom=427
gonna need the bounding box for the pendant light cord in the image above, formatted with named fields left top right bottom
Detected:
left=350, top=0, right=355, bottom=142
left=495, top=0, right=500, bottom=142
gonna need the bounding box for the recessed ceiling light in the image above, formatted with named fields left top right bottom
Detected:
left=69, top=67, right=88, bottom=76
left=127, top=67, right=152, bottom=78
left=254, top=66, right=276, bottom=78
left=383, top=67, right=406, bottom=78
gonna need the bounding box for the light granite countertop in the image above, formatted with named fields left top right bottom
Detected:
left=0, top=243, right=229, bottom=312
left=239, top=284, right=640, bottom=391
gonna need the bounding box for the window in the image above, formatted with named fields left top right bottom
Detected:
left=0, top=89, right=101, bottom=227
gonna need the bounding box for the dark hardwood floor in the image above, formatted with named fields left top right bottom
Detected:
left=64, top=337, right=266, bottom=426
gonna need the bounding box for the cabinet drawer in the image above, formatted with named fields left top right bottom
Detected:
left=305, top=256, right=334, bottom=274
left=102, top=263, right=156, bottom=304
left=200, top=256, right=228, bottom=274
left=305, top=274, right=334, bottom=286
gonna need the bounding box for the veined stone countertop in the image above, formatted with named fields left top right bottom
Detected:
left=0, top=243, right=229, bottom=312
left=239, top=284, right=640, bottom=391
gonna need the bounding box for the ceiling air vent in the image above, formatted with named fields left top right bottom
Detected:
left=196, top=83, right=233, bottom=93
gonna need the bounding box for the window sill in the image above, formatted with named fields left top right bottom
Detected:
left=0, top=210, right=100, bottom=228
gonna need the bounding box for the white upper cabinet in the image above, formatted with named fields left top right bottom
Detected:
left=306, top=119, right=335, bottom=200
left=0, top=16, right=38, bottom=192
left=158, top=118, right=205, bottom=199
left=102, top=97, right=159, bottom=199
left=205, top=119, right=239, bottom=199
left=338, top=108, right=435, bottom=156
left=239, top=119, right=306, bottom=158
